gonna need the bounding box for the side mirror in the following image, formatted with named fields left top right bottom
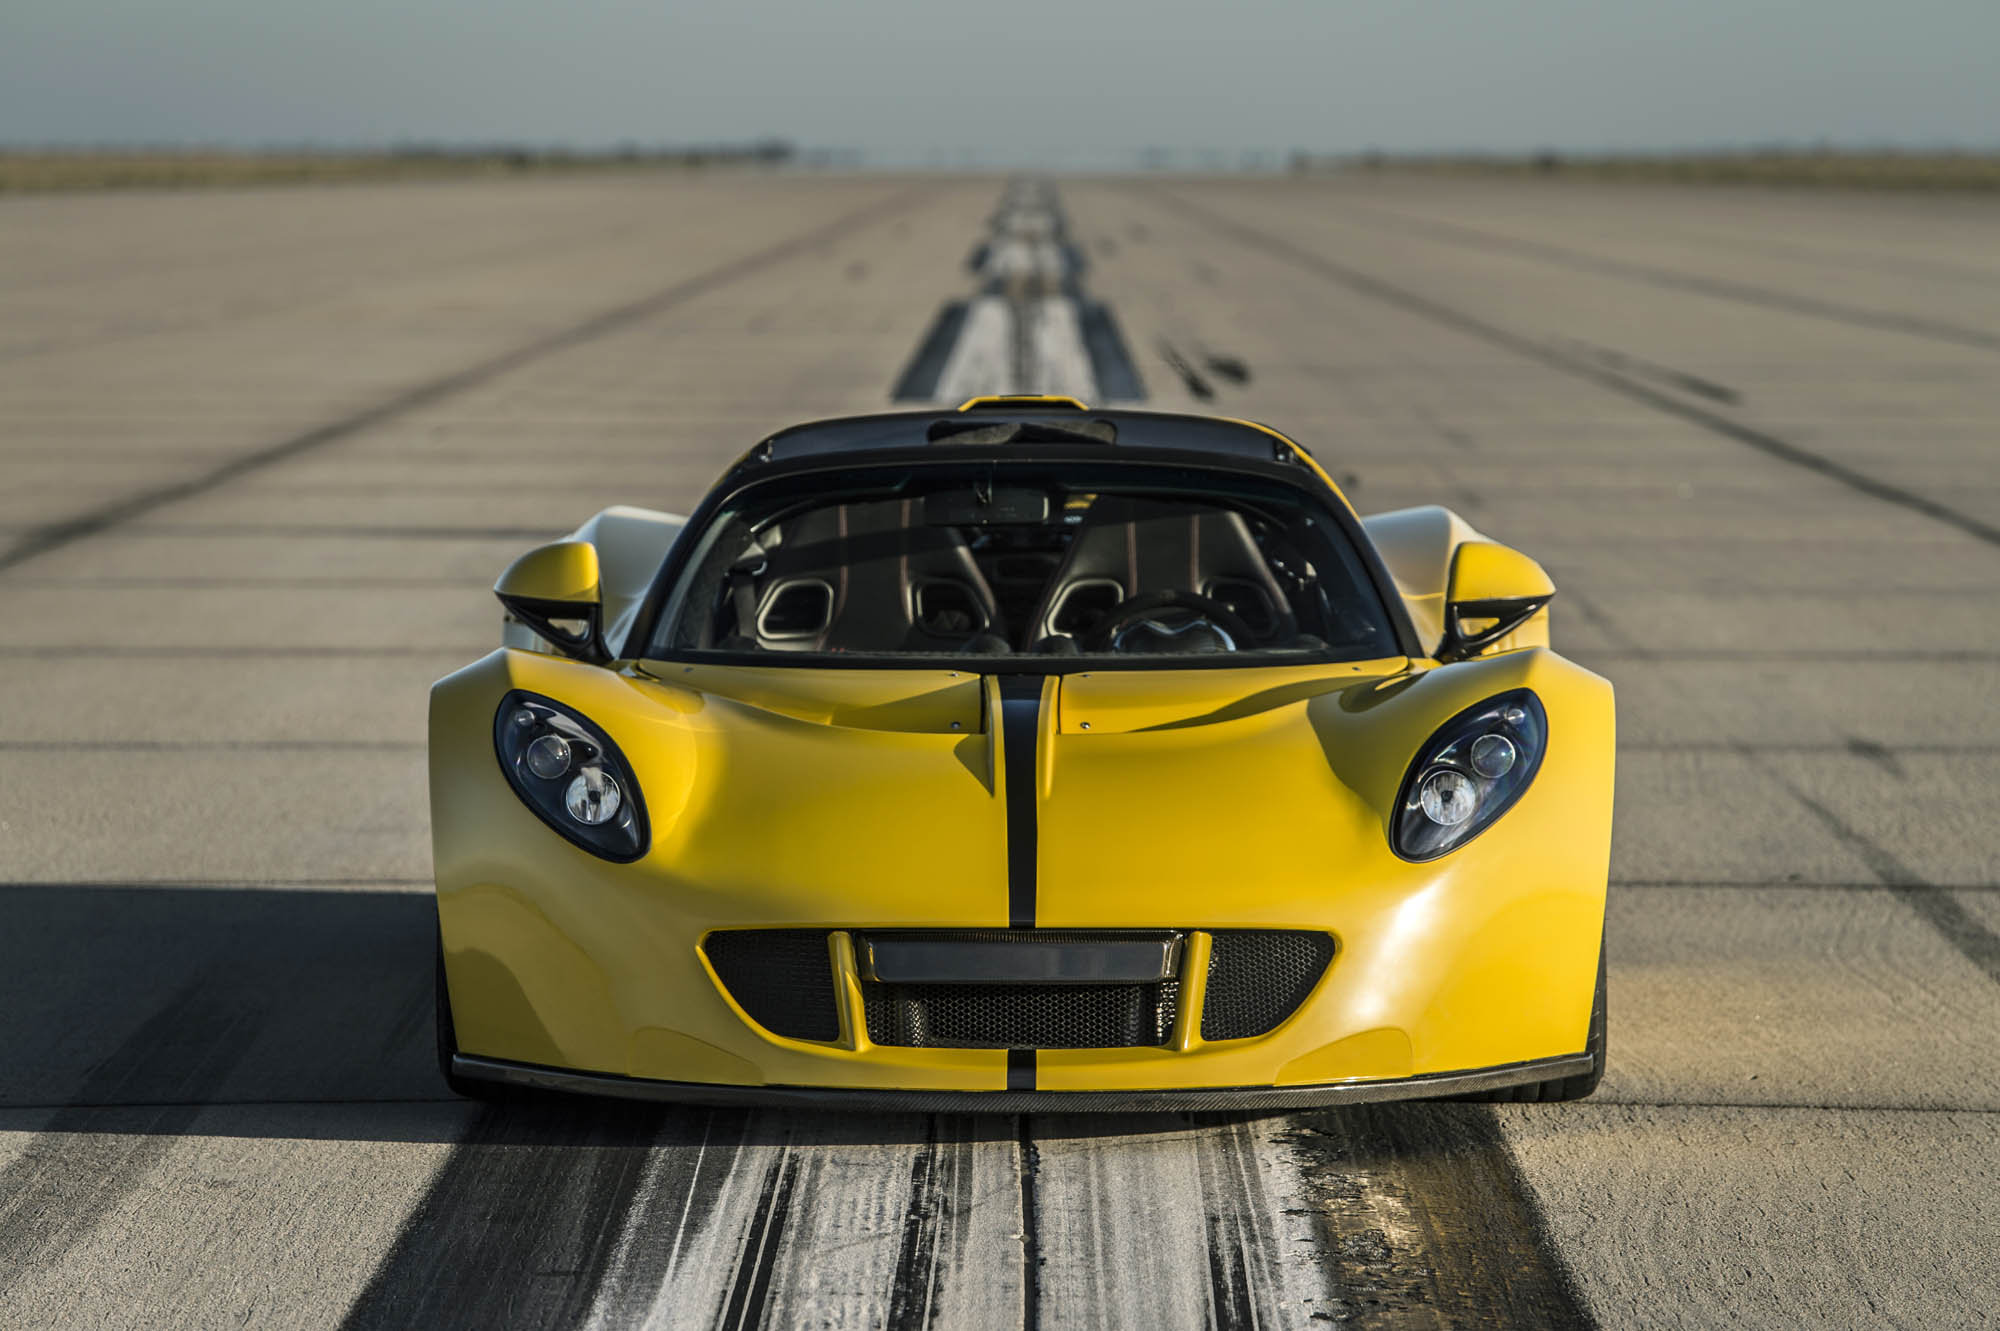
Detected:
left=494, top=541, right=607, bottom=663
left=1439, top=541, right=1554, bottom=662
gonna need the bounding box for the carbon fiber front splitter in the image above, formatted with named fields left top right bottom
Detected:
left=449, top=1051, right=1594, bottom=1112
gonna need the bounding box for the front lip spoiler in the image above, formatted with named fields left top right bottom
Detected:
left=450, top=1051, right=1594, bottom=1113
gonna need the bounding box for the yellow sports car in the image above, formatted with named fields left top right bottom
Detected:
left=431, top=396, right=1614, bottom=1109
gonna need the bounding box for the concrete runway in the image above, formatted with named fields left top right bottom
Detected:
left=0, top=171, right=1995, bottom=1328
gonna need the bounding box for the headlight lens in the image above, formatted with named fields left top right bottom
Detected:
left=1393, top=688, right=1546, bottom=860
left=493, top=690, right=648, bottom=861
left=564, top=769, right=622, bottom=824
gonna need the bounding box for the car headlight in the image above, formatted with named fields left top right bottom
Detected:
left=1392, top=688, right=1546, bottom=860
left=493, top=690, right=648, bottom=861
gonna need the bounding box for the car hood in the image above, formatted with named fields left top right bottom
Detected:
left=612, top=657, right=1553, bottom=929
left=439, top=647, right=1606, bottom=931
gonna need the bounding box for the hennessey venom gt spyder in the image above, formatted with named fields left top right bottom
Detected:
left=431, top=396, right=1613, bottom=1109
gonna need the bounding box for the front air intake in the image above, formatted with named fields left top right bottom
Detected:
left=1200, top=930, right=1337, bottom=1041
left=703, top=929, right=841, bottom=1042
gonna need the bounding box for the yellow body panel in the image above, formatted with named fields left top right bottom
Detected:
left=433, top=644, right=1614, bottom=1094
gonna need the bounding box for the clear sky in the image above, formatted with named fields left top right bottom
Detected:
left=2, top=0, right=1994, bottom=165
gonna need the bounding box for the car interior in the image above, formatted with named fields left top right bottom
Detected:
left=660, top=479, right=1397, bottom=660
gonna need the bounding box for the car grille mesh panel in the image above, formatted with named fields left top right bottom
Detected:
left=865, top=979, right=1181, bottom=1049
left=1200, top=930, right=1337, bottom=1041
left=704, top=929, right=840, bottom=1043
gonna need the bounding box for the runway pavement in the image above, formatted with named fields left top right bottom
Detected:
left=1, top=170, right=1995, bottom=1329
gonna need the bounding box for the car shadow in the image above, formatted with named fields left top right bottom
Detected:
left=0, top=882, right=474, bottom=1141
left=0, top=882, right=1464, bottom=1148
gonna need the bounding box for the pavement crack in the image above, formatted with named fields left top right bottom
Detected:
left=1016, top=1116, right=1042, bottom=1331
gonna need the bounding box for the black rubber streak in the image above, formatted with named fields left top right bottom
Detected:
left=1561, top=337, right=1739, bottom=404
left=1156, top=339, right=1215, bottom=400
left=1151, top=188, right=2000, bottom=550
left=1342, top=201, right=2000, bottom=355
left=1285, top=1104, right=1596, bottom=1329
left=891, top=300, right=972, bottom=400
left=1081, top=302, right=1147, bottom=400
left=716, top=1140, right=802, bottom=1331
left=339, top=1102, right=682, bottom=1330
left=0, top=188, right=930, bottom=574
left=1741, top=744, right=2000, bottom=984
left=884, top=1119, right=946, bottom=1331
left=1192, top=1117, right=1288, bottom=1330
left=581, top=1109, right=745, bottom=1319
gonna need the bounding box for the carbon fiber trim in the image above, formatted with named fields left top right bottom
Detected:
left=449, top=1052, right=1596, bottom=1113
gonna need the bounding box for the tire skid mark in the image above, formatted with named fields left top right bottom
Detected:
left=891, top=301, right=972, bottom=401
left=1742, top=747, right=2000, bottom=984
left=1201, top=1115, right=1333, bottom=1330
left=716, top=1131, right=801, bottom=1331
left=579, top=1110, right=747, bottom=1329
left=576, top=1111, right=1018, bottom=1329
left=1029, top=1115, right=1339, bottom=1329
left=1190, top=1120, right=1269, bottom=1330
left=884, top=1119, right=945, bottom=1331
left=1148, top=187, right=2000, bottom=550
left=938, top=1118, right=985, bottom=1324
left=1555, top=335, right=1740, bottom=405
left=894, top=182, right=1143, bottom=402
left=0, top=187, right=932, bottom=574
left=1334, top=200, right=2000, bottom=355
left=0, top=975, right=260, bottom=1281
left=754, top=1113, right=1022, bottom=1331
left=338, top=1101, right=687, bottom=1330
left=1601, top=607, right=2000, bottom=983
left=1281, top=1104, right=1595, bottom=1328
left=1156, top=339, right=1216, bottom=400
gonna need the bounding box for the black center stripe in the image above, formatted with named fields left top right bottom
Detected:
left=998, top=673, right=1045, bottom=1092
left=997, top=674, right=1043, bottom=930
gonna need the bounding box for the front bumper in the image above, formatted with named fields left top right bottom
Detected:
left=449, top=1050, right=1595, bottom=1112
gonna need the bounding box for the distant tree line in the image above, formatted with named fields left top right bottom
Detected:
left=1288, top=146, right=2000, bottom=190
left=0, top=140, right=804, bottom=192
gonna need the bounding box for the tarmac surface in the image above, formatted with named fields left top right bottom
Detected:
left=1, top=171, right=1995, bottom=1329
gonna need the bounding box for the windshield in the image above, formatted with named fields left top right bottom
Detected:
left=648, top=462, right=1399, bottom=665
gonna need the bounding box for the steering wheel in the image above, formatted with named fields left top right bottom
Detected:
left=1084, top=591, right=1257, bottom=654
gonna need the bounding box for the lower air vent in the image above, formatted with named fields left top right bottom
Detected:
left=703, top=929, right=840, bottom=1042
left=865, top=979, right=1180, bottom=1049
left=1200, top=930, right=1337, bottom=1041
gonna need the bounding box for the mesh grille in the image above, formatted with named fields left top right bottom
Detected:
left=704, top=929, right=840, bottom=1042
left=1200, top=930, right=1337, bottom=1041
left=865, top=979, right=1180, bottom=1049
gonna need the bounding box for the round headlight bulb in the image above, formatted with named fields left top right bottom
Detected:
left=565, top=769, right=623, bottom=825
left=1469, top=733, right=1518, bottom=779
left=524, top=733, right=572, bottom=780
left=1419, top=769, right=1478, bottom=826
